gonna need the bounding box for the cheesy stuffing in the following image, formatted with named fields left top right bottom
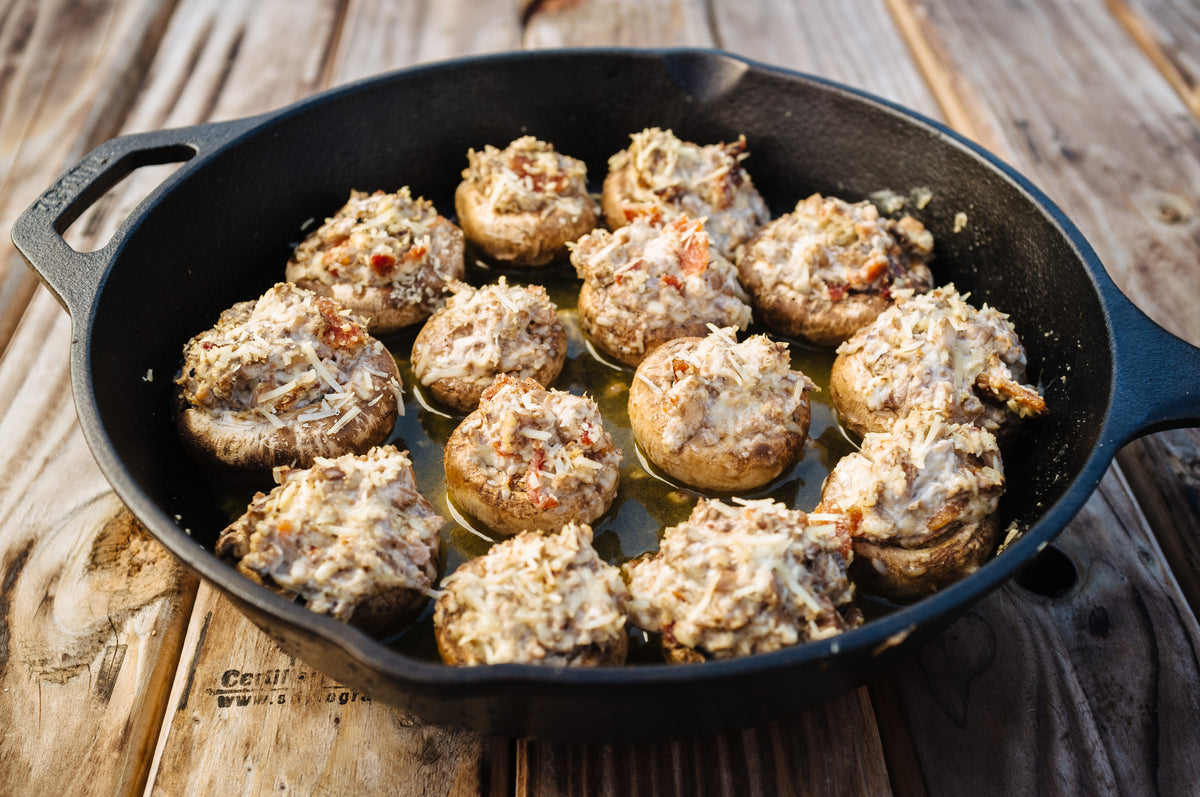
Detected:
left=624, top=498, right=859, bottom=659
left=433, top=522, right=628, bottom=665
left=216, top=446, right=443, bottom=621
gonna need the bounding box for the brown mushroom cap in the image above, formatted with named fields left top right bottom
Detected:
left=848, top=515, right=1001, bottom=600
left=410, top=280, right=569, bottom=414
left=173, top=283, right=403, bottom=481
left=442, top=376, right=621, bottom=536
left=455, top=180, right=597, bottom=267
left=173, top=346, right=401, bottom=481
left=627, top=335, right=813, bottom=492
left=284, top=189, right=465, bottom=334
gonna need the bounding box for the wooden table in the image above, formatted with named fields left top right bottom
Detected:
left=3, top=1, right=1200, bottom=793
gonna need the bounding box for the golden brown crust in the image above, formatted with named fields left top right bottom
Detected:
left=577, top=280, right=714, bottom=368
left=828, top=349, right=894, bottom=438
left=627, top=335, right=813, bottom=491
left=444, top=427, right=617, bottom=536
left=849, top=515, right=1001, bottom=600
left=455, top=181, right=597, bottom=267
left=172, top=348, right=401, bottom=482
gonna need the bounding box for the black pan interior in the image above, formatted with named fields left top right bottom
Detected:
left=79, top=51, right=1113, bottom=736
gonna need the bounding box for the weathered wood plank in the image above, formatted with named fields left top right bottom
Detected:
left=869, top=0, right=1200, bottom=792
left=144, top=585, right=499, bottom=796
left=888, top=0, right=1200, bottom=348
left=516, top=689, right=892, bottom=797
left=872, top=466, right=1200, bottom=794
left=0, top=0, right=177, bottom=360
left=1109, top=0, right=1200, bottom=123
left=0, top=297, right=199, bottom=796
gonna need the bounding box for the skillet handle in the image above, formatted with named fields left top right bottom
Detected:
left=10, top=118, right=260, bottom=318
left=1106, top=289, right=1200, bottom=445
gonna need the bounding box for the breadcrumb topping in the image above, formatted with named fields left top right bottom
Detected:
left=434, top=522, right=628, bottom=665
left=460, top=375, right=621, bottom=510
left=216, top=446, right=443, bottom=621
left=176, top=282, right=402, bottom=426
left=572, top=215, right=752, bottom=355
left=462, top=135, right=592, bottom=218
left=624, top=498, right=859, bottom=659
left=607, top=127, right=769, bottom=257
left=819, top=409, right=1005, bottom=547
left=740, top=193, right=934, bottom=300
left=287, top=188, right=462, bottom=303
left=412, top=277, right=562, bottom=387
left=642, top=326, right=817, bottom=452
left=836, top=284, right=1047, bottom=430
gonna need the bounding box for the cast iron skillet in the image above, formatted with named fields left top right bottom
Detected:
left=12, top=49, right=1200, bottom=742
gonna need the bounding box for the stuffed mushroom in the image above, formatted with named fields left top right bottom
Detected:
left=410, top=277, right=567, bottom=414
left=444, top=375, right=622, bottom=536
left=215, top=445, right=444, bottom=633
left=830, top=284, right=1047, bottom=438
left=628, top=327, right=816, bottom=491
left=173, top=282, right=403, bottom=479
left=623, top=498, right=860, bottom=663
left=736, top=193, right=934, bottom=345
left=286, top=188, right=465, bottom=334
left=433, top=521, right=628, bottom=666
left=602, top=127, right=769, bottom=259
left=455, top=135, right=598, bottom=266
left=815, top=409, right=1005, bottom=599
left=570, top=214, right=752, bottom=367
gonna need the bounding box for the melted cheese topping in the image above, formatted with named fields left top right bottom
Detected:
left=608, top=127, right=769, bottom=257
left=460, top=375, right=621, bottom=507
left=623, top=498, right=858, bottom=659
left=740, top=193, right=934, bottom=299
left=434, top=522, right=628, bottom=665
left=287, top=188, right=462, bottom=298
left=411, top=277, right=562, bottom=386
left=216, top=446, right=443, bottom=620
left=644, top=326, right=817, bottom=452
left=176, top=282, right=403, bottom=425
left=571, top=215, right=752, bottom=344
left=836, top=284, right=1047, bottom=430
left=819, top=409, right=1005, bottom=547
left=461, top=135, right=592, bottom=218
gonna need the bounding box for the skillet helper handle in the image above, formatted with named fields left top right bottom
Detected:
left=1107, top=290, right=1200, bottom=444
left=11, top=118, right=258, bottom=317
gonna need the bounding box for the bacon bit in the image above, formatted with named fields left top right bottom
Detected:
left=201, top=341, right=215, bottom=350
left=580, top=424, right=595, bottom=447
left=314, top=296, right=366, bottom=349
left=328, top=266, right=341, bottom=278
left=511, top=153, right=568, bottom=193
left=827, top=284, right=847, bottom=301
left=622, top=205, right=664, bottom=225
left=663, top=273, right=684, bottom=292
left=370, top=252, right=397, bottom=276
left=525, top=449, right=560, bottom=509
left=403, top=244, right=427, bottom=263
left=675, top=218, right=708, bottom=275
left=860, top=258, right=888, bottom=284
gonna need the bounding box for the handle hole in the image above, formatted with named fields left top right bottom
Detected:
left=61, top=148, right=194, bottom=254
left=1015, top=544, right=1077, bottom=598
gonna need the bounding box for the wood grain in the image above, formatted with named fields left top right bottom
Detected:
left=0, top=0, right=177, bottom=357
left=144, top=585, right=496, bottom=796
left=1108, top=0, right=1200, bottom=122
left=516, top=689, right=892, bottom=797
left=0, top=296, right=198, bottom=794
left=870, top=0, right=1200, bottom=792
left=871, top=466, right=1200, bottom=795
